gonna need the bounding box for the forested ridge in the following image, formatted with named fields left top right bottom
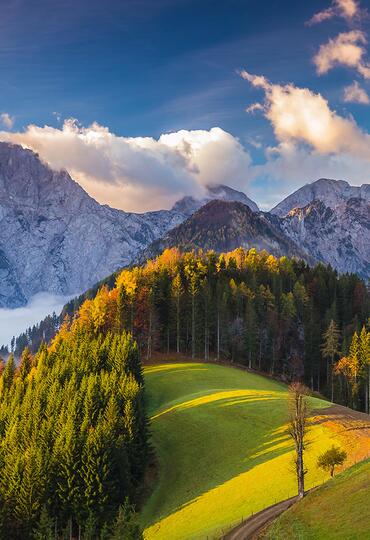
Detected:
left=7, top=247, right=370, bottom=411
left=0, top=316, right=149, bottom=537
left=86, top=248, right=369, bottom=410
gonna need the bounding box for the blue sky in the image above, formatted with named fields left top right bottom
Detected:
left=2, top=0, right=367, bottom=138
left=1, top=0, right=370, bottom=211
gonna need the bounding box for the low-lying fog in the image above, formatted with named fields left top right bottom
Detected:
left=0, top=293, right=71, bottom=347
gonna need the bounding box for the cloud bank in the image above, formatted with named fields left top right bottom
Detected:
left=0, top=122, right=253, bottom=212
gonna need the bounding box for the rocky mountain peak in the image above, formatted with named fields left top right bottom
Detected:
left=271, top=178, right=370, bottom=217
left=141, top=199, right=312, bottom=263
left=171, top=183, right=259, bottom=215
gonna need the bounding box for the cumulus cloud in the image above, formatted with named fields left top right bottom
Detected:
left=241, top=71, right=370, bottom=207
left=0, top=121, right=253, bottom=212
left=0, top=113, right=14, bottom=129
left=241, top=70, right=370, bottom=156
left=343, top=80, right=370, bottom=103
left=313, top=31, right=370, bottom=78
left=307, top=0, right=360, bottom=26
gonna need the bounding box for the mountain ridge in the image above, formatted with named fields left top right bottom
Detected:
left=141, top=199, right=313, bottom=264
left=0, top=142, right=259, bottom=307
left=272, top=178, right=370, bottom=217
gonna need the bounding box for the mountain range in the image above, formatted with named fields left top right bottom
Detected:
left=0, top=142, right=369, bottom=308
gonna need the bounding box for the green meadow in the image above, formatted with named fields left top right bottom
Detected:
left=265, top=459, right=370, bottom=539
left=141, top=362, right=342, bottom=540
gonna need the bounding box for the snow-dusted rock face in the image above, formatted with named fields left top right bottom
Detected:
left=279, top=198, right=370, bottom=279
left=271, top=178, right=370, bottom=217
left=0, top=143, right=187, bottom=307
left=0, top=143, right=260, bottom=308
left=0, top=143, right=368, bottom=308
left=172, top=184, right=259, bottom=215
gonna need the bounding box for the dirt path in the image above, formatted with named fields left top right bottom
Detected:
left=224, top=404, right=370, bottom=540
left=223, top=496, right=298, bottom=540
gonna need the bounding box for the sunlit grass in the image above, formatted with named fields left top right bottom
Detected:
left=141, top=363, right=345, bottom=540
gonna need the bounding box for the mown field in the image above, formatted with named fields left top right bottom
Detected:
left=263, top=459, right=370, bottom=539
left=140, top=362, right=349, bottom=540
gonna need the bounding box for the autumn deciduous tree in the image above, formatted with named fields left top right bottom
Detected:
left=317, top=446, right=347, bottom=477
left=288, top=382, right=309, bottom=499
left=359, top=326, right=370, bottom=414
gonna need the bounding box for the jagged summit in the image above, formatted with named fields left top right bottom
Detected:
left=171, top=183, right=259, bottom=215
left=0, top=142, right=186, bottom=307
left=0, top=143, right=368, bottom=308
left=271, top=178, right=370, bottom=217
left=279, top=197, right=370, bottom=278
left=141, top=199, right=311, bottom=262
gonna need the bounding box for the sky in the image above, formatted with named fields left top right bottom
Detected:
left=1, top=0, right=370, bottom=210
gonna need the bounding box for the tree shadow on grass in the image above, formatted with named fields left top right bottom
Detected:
left=143, top=390, right=295, bottom=528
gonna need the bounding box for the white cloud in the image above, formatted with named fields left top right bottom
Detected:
left=313, top=31, right=370, bottom=78
left=241, top=71, right=370, bottom=207
left=343, top=80, right=370, bottom=103
left=245, top=102, right=264, bottom=114
left=0, top=113, right=14, bottom=129
left=250, top=143, right=370, bottom=209
left=0, top=121, right=253, bottom=212
left=307, top=0, right=360, bottom=25
left=241, top=70, right=370, bottom=156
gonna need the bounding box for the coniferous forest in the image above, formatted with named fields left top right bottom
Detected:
left=0, top=324, right=149, bottom=538
left=7, top=248, right=370, bottom=412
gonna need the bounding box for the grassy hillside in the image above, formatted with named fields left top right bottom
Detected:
left=141, top=362, right=347, bottom=540
left=264, top=459, right=370, bottom=539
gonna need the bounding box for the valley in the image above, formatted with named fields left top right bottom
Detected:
left=141, top=360, right=370, bottom=540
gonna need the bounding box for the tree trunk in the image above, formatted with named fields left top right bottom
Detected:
left=326, top=358, right=329, bottom=386
left=297, top=440, right=305, bottom=499
left=147, top=310, right=152, bottom=360
left=271, top=342, right=275, bottom=375
left=192, top=294, right=195, bottom=359
left=176, top=296, right=180, bottom=353
left=331, top=355, right=334, bottom=403
left=367, top=365, right=370, bottom=414
left=259, top=335, right=262, bottom=371
left=217, top=310, right=220, bottom=361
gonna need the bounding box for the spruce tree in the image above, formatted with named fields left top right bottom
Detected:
left=321, top=320, right=341, bottom=402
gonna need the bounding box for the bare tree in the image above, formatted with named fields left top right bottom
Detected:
left=288, top=382, right=309, bottom=499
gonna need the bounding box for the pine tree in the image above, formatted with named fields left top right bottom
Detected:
left=1, top=353, right=15, bottom=391
left=109, top=499, right=143, bottom=540
left=172, top=273, right=183, bottom=354
left=321, top=320, right=341, bottom=402
left=32, top=506, right=54, bottom=540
